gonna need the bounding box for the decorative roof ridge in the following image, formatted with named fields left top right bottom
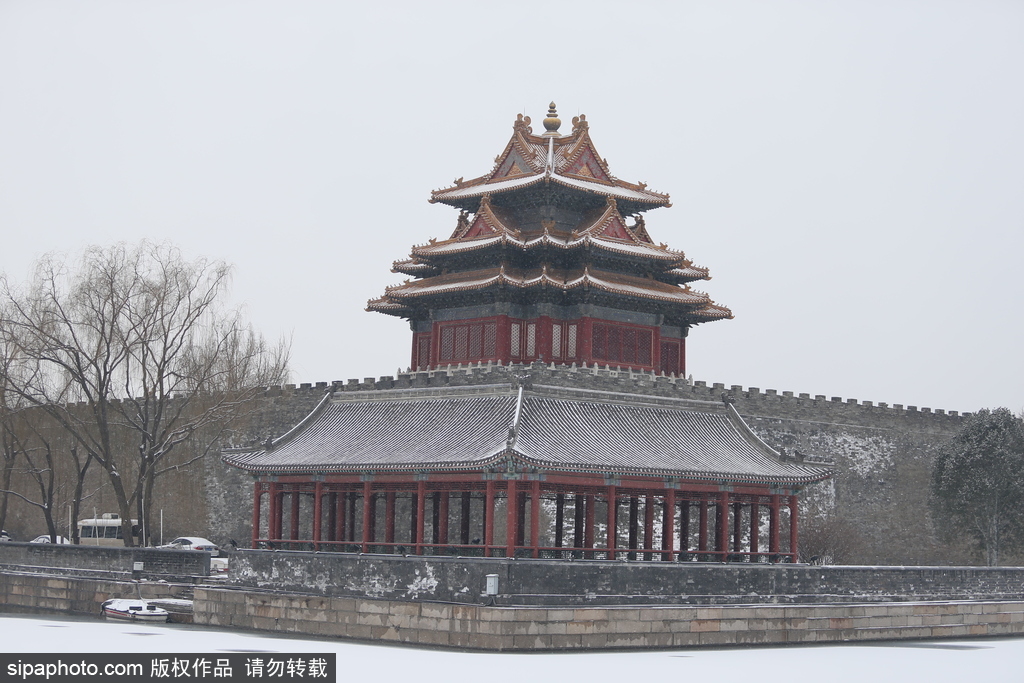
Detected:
left=573, top=196, right=650, bottom=247
left=555, top=125, right=615, bottom=184
left=526, top=382, right=726, bottom=412
left=507, top=450, right=831, bottom=485
left=329, top=383, right=516, bottom=403
left=581, top=267, right=713, bottom=302
left=406, top=228, right=683, bottom=262
left=476, top=114, right=548, bottom=183
left=239, top=388, right=334, bottom=454
left=723, top=402, right=832, bottom=472
left=547, top=173, right=671, bottom=205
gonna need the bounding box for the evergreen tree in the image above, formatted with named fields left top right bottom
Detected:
left=931, top=408, right=1024, bottom=566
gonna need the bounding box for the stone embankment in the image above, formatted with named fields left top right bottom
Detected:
left=194, top=588, right=1024, bottom=650
left=5, top=546, right=1024, bottom=651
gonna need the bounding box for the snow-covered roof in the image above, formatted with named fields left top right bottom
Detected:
left=224, top=384, right=830, bottom=485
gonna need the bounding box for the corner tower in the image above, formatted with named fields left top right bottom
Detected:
left=368, top=104, right=732, bottom=374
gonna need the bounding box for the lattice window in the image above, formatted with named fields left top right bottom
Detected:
left=468, top=325, right=482, bottom=359
left=417, top=335, right=431, bottom=370
left=510, top=323, right=521, bottom=358
left=439, top=327, right=455, bottom=362
left=454, top=326, right=469, bottom=360
left=622, top=328, right=636, bottom=364
left=551, top=324, right=562, bottom=359
left=637, top=330, right=652, bottom=365
left=592, top=322, right=654, bottom=367
left=607, top=325, right=622, bottom=362
left=483, top=323, right=497, bottom=357
left=525, top=323, right=536, bottom=358
left=592, top=323, right=606, bottom=360
left=659, top=340, right=680, bottom=376
left=567, top=324, right=577, bottom=358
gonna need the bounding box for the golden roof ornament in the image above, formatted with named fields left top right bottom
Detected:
left=513, top=113, right=533, bottom=135
left=542, top=102, right=561, bottom=137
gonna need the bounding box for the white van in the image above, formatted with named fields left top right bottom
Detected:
left=77, top=513, right=139, bottom=546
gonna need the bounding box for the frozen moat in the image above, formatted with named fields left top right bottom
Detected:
left=0, top=613, right=1021, bottom=682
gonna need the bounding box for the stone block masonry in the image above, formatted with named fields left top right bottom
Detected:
left=228, top=551, right=1024, bottom=605
left=4, top=560, right=1024, bottom=651
left=0, top=571, right=192, bottom=621
left=193, top=587, right=1024, bottom=651
left=0, top=541, right=212, bottom=580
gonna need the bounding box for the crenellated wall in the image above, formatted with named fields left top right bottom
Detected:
left=203, top=362, right=969, bottom=566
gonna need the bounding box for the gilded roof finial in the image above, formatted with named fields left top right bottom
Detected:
left=542, top=102, right=561, bottom=137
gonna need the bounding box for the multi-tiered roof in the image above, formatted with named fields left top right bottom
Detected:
left=367, top=105, right=732, bottom=329
left=226, top=107, right=828, bottom=563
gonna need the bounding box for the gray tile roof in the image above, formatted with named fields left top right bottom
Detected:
left=224, top=386, right=830, bottom=484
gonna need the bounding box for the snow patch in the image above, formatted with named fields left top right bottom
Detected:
left=405, top=564, right=439, bottom=598
left=344, top=569, right=400, bottom=597
left=811, top=432, right=896, bottom=477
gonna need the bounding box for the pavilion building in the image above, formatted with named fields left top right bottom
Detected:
left=224, top=105, right=830, bottom=562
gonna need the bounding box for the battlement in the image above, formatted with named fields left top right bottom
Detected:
left=256, top=361, right=967, bottom=428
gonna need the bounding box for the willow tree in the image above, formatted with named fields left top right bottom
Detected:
left=931, top=408, right=1024, bottom=566
left=1, top=243, right=289, bottom=545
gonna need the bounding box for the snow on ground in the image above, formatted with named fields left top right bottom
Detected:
left=1, top=613, right=1021, bottom=683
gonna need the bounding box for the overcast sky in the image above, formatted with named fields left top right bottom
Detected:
left=0, top=1, right=1021, bottom=414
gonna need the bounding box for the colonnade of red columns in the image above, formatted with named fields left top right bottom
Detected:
left=252, top=479, right=800, bottom=563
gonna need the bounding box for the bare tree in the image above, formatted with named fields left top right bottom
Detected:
left=1, top=242, right=289, bottom=545
left=797, top=514, right=866, bottom=565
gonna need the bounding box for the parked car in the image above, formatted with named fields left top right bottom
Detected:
left=0, top=530, right=10, bottom=542
left=29, top=535, right=70, bottom=544
left=159, top=537, right=220, bottom=556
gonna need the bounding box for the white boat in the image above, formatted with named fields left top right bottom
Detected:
left=100, top=599, right=169, bottom=622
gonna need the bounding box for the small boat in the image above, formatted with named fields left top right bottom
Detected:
left=100, top=599, right=169, bottom=622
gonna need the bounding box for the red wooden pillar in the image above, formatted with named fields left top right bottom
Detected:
left=732, top=502, right=743, bottom=554
left=662, top=488, right=675, bottom=561
left=361, top=481, right=373, bottom=552
left=415, top=481, right=426, bottom=555
left=716, top=492, right=730, bottom=560
left=313, top=482, right=323, bottom=550
left=251, top=482, right=263, bottom=549
left=530, top=479, right=541, bottom=558
left=769, top=494, right=781, bottom=560
left=438, top=491, right=449, bottom=546
left=789, top=495, right=799, bottom=562
left=750, top=502, right=760, bottom=556
left=606, top=485, right=617, bottom=560
left=505, top=480, right=518, bottom=558
left=385, top=491, right=396, bottom=548
left=484, top=480, right=495, bottom=555
left=698, top=499, right=709, bottom=553
left=290, top=485, right=301, bottom=541
left=643, top=493, right=655, bottom=560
